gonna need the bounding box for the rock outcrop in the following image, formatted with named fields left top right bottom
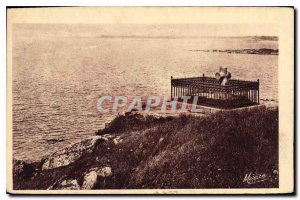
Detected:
left=98, top=167, right=113, bottom=177
left=113, top=136, right=123, bottom=145
left=42, top=135, right=113, bottom=170
left=81, top=170, right=98, bottom=190
left=81, top=167, right=113, bottom=189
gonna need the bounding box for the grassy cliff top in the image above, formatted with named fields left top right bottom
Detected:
left=14, top=106, right=278, bottom=190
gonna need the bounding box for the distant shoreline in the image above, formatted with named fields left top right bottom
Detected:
left=190, top=48, right=278, bottom=55
left=74, top=35, right=278, bottom=41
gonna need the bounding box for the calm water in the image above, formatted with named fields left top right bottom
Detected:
left=12, top=27, right=278, bottom=161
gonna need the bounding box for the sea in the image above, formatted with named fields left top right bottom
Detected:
left=12, top=25, right=278, bottom=161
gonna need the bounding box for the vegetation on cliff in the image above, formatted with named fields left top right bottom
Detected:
left=13, top=106, right=278, bottom=190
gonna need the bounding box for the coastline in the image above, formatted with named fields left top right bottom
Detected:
left=13, top=104, right=279, bottom=190
left=189, top=48, right=278, bottom=55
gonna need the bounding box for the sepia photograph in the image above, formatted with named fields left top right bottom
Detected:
left=6, top=7, right=294, bottom=194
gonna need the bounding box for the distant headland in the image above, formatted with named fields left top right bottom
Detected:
left=190, top=48, right=278, bottom=55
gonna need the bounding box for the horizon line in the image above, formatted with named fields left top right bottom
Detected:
left=76, top=35, right=278, bottom=40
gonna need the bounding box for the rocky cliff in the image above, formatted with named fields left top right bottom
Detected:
left=13, top=106, right=279, bottom=190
